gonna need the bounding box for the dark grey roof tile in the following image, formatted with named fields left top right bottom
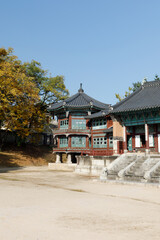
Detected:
left=49, top=84, right=109, bottom=111
left=112, top=81, right=160, bottom=113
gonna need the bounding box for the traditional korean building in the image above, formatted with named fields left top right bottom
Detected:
left=48, top=84, right=113, bottom=163
left=85, top=110, right=113, bottom=156
left=112, top=80, right=160, bottom=153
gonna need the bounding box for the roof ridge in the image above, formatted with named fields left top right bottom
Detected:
left=82, top=92, right=110, bottom=107
left=80, top=92, right=93, bottom=104
left=143, top=80, right=160, bottom=88
left=65, top=92, right=80, bottom=103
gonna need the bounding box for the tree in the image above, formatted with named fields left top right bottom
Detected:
left=0, top=48, right=45, bottom=149
left=154, top=74, right=160, bottom=81
left=23, top=60, right=69, bottom=106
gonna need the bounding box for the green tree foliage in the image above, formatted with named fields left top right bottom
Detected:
left=23, top=60, right=69, bottom=106
left=115, top=86, right=133, bottom=102
left=154, top=74, right=160, bottom=81
left=115, top=78, right=148, bottom=102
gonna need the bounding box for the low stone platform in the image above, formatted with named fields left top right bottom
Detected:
left=75, top=155, right=117, bottom=176
left=48, top=163, right=76, bottom=171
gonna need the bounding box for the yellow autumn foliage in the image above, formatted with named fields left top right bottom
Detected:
left=0, top=48, right=45, bottom=140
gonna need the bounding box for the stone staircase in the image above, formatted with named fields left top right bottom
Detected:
left=100, top=153, right=160, bottom=183
left=147, top=159, right=160, bottom=183
left=106, top=153, right=137, bottom=180
left=123, top=156, right=148, bottom=181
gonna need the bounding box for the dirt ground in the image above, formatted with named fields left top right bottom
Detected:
left=0, top=145, right=56, bottom=167
left=0, top=167, right=160, bottom=240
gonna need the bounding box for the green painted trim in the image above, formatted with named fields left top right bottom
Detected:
left=72, top=116, right=86, bottom=118
left=60, top=144, right=68, bottom=148
left=93, top=134, right=106, bottom=136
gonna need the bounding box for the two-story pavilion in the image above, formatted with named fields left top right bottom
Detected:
left=85, top=109, right=113, bottom=156
left=48, top=84, right=113, bottom=163
left=112, top=80, right=160, bottom=153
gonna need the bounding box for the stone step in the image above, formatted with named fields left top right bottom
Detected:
left=123, top=176, right=143, bottom=182
left=107, top=175, right=117, bottom=180
left=155, top=168, right=160, bottom=172
left=151, top=174, right=160, bottom=177
left=149, top=178, right=160, bottom=183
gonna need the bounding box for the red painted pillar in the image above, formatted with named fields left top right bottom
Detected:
left=68, top=136, right=71, bottom=148
left=91, top=129, right=94, bottom=155
left=86, top=119, right=89, bottom=129
left=69, top=115, right=72, bottom=129
left=107, top=134, right=109, bottom=150
left=86, top=136, right=89, bottom=148
left=58, top=119, right=60, bottom=129
left=58, top=137, right=60, bottom=148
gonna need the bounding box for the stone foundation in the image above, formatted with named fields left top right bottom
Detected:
left=75, top=155, right=117, bottom=176
left=48, top=163, right=76, bottom=171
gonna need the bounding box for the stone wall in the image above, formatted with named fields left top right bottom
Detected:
left=113, top=120, right=123, bottom=139
left=75, top=155, right=117, bottom=176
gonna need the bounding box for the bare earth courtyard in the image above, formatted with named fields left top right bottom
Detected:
left=0, top=167, right=160, bottom=240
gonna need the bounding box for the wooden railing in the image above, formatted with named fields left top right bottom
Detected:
left=53, top=147, right=114, bottom=156
left=53, top=129, right=91, bottom=134
left=81, top=149, right=114, bottom=156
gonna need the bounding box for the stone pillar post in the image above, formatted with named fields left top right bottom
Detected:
left=132, top=126, right=135, bottom=150
left=154, top=124, right=158, bottom=152
left=113, top=139, right=118, bottom=154
left=123, top=126, right=127, bottom=153
left=145, top=123, right=149, bottom=154
left=56, top=153, right=61, bottom=163
left=67, top=153, right=72, bottom=164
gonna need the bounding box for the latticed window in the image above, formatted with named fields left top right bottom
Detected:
left=59, top=137, right=68, bottom=147
left=60, top=120, right=69, bottom=129
left=109, top=136, right=113, bottom=148
left=93, top=137, right=107, bottom=148
left=92, top=118, right=107, bottom=129
left=72, top=119, right=86, bottom=129
left=71, top=136, right=86, bottom=147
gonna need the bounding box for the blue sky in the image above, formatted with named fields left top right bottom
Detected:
left=1, top=0, right=160, bottom=104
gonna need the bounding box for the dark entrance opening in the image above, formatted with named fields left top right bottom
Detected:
left=140, top=135, right=146, bottom=148
left=72, top=153, right=81, bottom=163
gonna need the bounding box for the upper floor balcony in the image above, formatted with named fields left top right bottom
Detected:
left=53, top=128, right=91, bottom=136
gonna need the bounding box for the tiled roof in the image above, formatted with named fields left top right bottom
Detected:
left=103, top=127, right=113, bottom=133
left=48, top=84, right=109, bottom=111
left=85, top=109, right=110, bottom=119
left=112, top=81, right=160, bottom=113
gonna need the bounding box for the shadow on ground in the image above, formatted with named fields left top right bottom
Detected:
left=0, top=145, right=56, bottom=169
left=0, top=153, right=20, bottom=167
left=3, top=145, right=55, bottom=163
left=0, top=152, right=24, bottom=173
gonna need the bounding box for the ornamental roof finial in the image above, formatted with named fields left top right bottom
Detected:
left=78, top=83, right=84, bottom=93
left=142, top=77, right=147, bottom=85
